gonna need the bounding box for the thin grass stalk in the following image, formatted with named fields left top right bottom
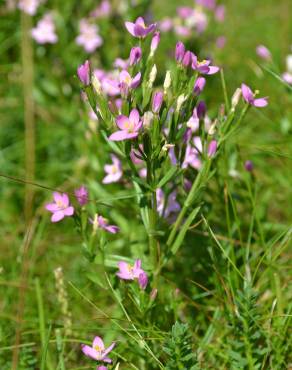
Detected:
left=21, top=12, right=35, bottom=224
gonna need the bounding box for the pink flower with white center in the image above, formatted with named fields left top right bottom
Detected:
left=45, top=192, right=74, bottom=223
left=31, top=14, right=58, bottom=44
left=241, top=83, right=268, bottom=107
left=117, top=259, right=148, bottom=289
left=18, top=0, right=40, bottom=15
left=90, top=214, right=119, bottom=234
left=192, top=54, right=220, bottom=75
left=125, top=17, right=156, bottom=38
left=81, top=336, right=115, bottom=364
left=76, top=19, right=103, bottom=53
left=102, top=155, right=122, bottom=184
left=109, top=109, right=142, bottom=141
left=119, top=70, right=141, bottom=93
left=74, top=186, right=89, bottom=206
left=156, top=189, right=180, bottom=218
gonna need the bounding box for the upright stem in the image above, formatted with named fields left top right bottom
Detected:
left=149, top=190, right=158, bottom=270
left=21, top=12, right=35, bottom=224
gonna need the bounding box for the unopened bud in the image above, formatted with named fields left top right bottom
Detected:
left=176, top=94, right=186, bottom=112
left=162, top=143, right=175, bottom=152
left=163, top=70, right=171, bottom=93
left=92, top=73, right=102, bottom=94
left=231, top=88, right=242, bottom=110
left=143, top=111, right=154, bottom=128
left=150, top=288, right=158, bottom=300
left=148, top=64, right=157, bottom=88
left=208, top=119, right=217, bottom=135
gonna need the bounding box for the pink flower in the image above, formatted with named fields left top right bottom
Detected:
left=208, top=140, right=217, bottom=157
left=256, top=45, right=271, bottom=61
left=216, top=36, right=226, bottom=49
left=31, top=14, right=58, bottom=44
left=152, top=91, right=163, bottom=113
left=193, top=77, right=206, bottom=95
left=183, top=144, right=202, bottom=170
left=74, top=186, right=89, bottom=206
left=109, top=109, right=142, bottom=141
left=192, top=54, right=220, bottom=75
left=90, top=214, right=119, bottom=234
left=129, top=47, right=142, bottom=66
left=150, top=32, right=160, bottom=54
left=159, top=18, right=173, bottom=32
left=18, top=0, right=40, bottom=15
left=97, top=366, right=108, bottom=370
left=177, top=7, right=194, bottom=19
left=215, top=5, right=225, bottom=22
left=102, top=155, right=122, bottom=184
left=156, top=189, right=180, bottom=218
left=114, top=58, right=129, bottom=70
left=241, top=83, right=268, bottom=107
left=196, top=0, right=216, bottom=10
left=282, top=72, right=292, bottom=85
left=138, top=271, right=148, bottom=290
left=81, top=336, right=115, bottom=364
left=45, top=192, right=74, bottom=223
left=117, top=259, right=148, bottom=289
left=119, top=70, right=141, bottom=92
left=91, top=0, right=111, bottom=19
left=175, top=41, right=185, bottom=63
left=76, top=19, right=103, bottom=53
left=77, top=60, right=90, bottom=86
left=244, top=160, right=254, bottom=172
left=125, top=17, right=156, bottom=38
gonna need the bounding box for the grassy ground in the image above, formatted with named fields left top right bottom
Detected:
left=0, top=0, right=291, bottom=369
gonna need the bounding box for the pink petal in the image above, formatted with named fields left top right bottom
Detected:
left=241, top=83, right=253, bottom=103
left=93, top=336, right=105, bottom=351
left=103, top=358, right=112, bottom=363
left=116, top=115, right=130, bottom=130
left=104, top=225, right=119, bottom=234
left=103, top=342, right=116, bottom=356
left=53, top=192, right=63, bottom=203
left=134, top=259, right=142, bottom=270
left=45, top=203, right=59, bottom=212
left=63, top=206, right=74, bottom=216
left=109, top=130, right=138, bottom=141
left=129, top=109, right=140, bottom=126
left=253, top=97, right=268, bottom=107
left=51, top=211, right=65, bottom=223
left=206, top=66, right=220, bottom=75
left=136, top=17, right=145, bottom=27
left=125, top=22, right=136, bottom=36
left=130, top=72, right=141, bottom=88
left=81, top=344, right=98, bottom=360
left=119, top=70, right=131, bottom=84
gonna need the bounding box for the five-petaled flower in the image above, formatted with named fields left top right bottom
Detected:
left=241, top=83, right=268, bottom=107
left=90, top=214, right=119, bottom=234
left=117, top=259, right=148, bottom=289
left=119, top=70, right=141, bottom=96
left=125, top=17, right=156, bottom=38
left=102, top=155, right=123, bottom=184
left=81, top=336, right=115, bottom=364
left=192, top=54, right=220, bottom=75
left=109, top=109, right=142, bottom=141
left=46, top=192, right=74, bottom=223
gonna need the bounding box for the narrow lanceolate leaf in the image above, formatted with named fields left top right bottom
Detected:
left=157, top=166, right=178, bottom=188
left=171, top=206, right=200, bottom=255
